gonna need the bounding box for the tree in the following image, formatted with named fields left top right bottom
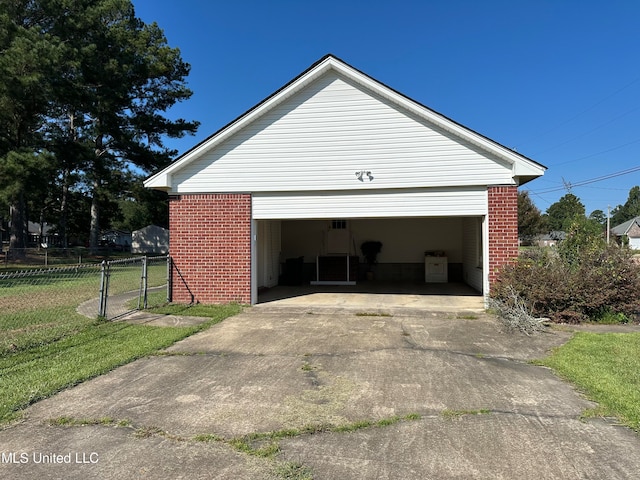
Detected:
left=588, top=209, right=606, bottom=227
left=545, top=193, right=585, bottom=231
left=611, top=186, right=640, bottom=227
left=1, top=1, right=197, bottom=252
left=517, top=191, right=546, bottom=244
left=111, top=175, right=169, bottom=232
left=41, top=0, right=198, bottom=251
left=0, top=1, right=64, bottom=249
left=558, top=216, right=606, bottom=267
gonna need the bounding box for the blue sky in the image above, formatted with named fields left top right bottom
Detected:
left=134, top=0, right=640, bottom=218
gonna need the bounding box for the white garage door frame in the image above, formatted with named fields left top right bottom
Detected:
left=250, top=188, right=489, bottom=305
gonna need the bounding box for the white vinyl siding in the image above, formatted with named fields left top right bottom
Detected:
left=252, top=188, right=488, bottom=220
left=171, top=72, right=514, bottom=194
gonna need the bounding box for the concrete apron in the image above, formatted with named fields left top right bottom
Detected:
left=257, top=282, right=485, bottom=313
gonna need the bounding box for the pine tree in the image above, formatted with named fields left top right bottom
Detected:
left=517, top=190, right=546, bottom=245
left=611, top=186, right=640, bottom=227
left=40, top=0, right=199, bottom=251
left=0, top=1, right=64, bottom=250
left=545, top=193, right=585, bottom=232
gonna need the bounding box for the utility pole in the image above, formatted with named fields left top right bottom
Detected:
left=607, top=205, right=611, bottom=244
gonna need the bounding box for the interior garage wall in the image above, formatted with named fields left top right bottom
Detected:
left=462, top=217, right=483, bottom=292
left=281, top=218, right=464, bottom=282
left=257, top=220, right=281, bottom=288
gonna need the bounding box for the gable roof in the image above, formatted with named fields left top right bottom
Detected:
left=611, top=216, right=640, bottom=236
left=145, top=54, right=546, bottom=191
left=133, top=224, right=168, bottom=234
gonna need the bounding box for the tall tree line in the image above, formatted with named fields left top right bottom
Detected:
left=0, top=0, right=198, bottom=251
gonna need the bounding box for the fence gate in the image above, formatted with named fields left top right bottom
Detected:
left=0, top=255, right=170, bottom=338
left=98, top=255, right=170, bottom=320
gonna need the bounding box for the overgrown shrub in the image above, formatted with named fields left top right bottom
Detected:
left=492, top=222, right=640, bottom=323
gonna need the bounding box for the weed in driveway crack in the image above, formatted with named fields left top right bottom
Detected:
left=274, top=461, right=314, bottom=480
left=206, top=413, right=423, bottom=454
left=440, top=408, right=492, bottom=420
left=151, top=351, right=222, bottom=357
left=47, top=416, right=130, bottom=427
left=195, top=430, right=313, bottom=479
left=194, top=413, right=421, bottom=479
left=47, top=416, right=187, bottom=441
left=48, top=413, right=420, bottom=480
left=300, top=361, right=315, bottom=372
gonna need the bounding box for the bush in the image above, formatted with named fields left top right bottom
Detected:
left=492, top=239, right=640, bottom=324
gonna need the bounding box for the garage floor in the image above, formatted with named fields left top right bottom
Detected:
left=257, top=281, right=484, bottom=312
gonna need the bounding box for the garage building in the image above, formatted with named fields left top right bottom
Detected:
left=144, top=55, right=545, bottom=304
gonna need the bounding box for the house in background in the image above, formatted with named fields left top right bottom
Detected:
left=537, top=231, right=566, bottom=247
left=145, top=54, right=546, bottom=305
left=611, top=217, right=640, bottom=249
left=28, top=221, right=60, bottom=247
left=132, top=225, right=169, bottom=254
left=100, top=229, right=131, bottom=250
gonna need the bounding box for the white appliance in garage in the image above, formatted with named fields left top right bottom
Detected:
left=425, top=255, right=448, bottom=283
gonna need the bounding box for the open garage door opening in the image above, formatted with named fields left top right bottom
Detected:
left=255, top=217, right=484, bottom=304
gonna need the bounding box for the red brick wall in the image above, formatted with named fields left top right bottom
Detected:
left=487, top=186, right=518, bottom=287
left=169, top=194, right=251, bottom=304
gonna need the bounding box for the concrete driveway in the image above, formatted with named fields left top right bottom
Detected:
left=1, top=306, right=640, bottom=479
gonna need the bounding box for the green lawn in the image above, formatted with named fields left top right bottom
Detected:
left=539, top=332, right=640, bottom=432
left=0, top=265, right=241, bottom=424
left=0, top=262, right=168, bottom=356
left=0, top=304, right=240, bottom=424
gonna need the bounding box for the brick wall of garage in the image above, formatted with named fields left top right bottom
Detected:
left=487, top=185, right=518, bottom=287
left=169, top=193, right=251, bottom=304
left=167, top=187, right=516, bottom=303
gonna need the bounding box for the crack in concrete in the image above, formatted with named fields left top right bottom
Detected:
left=153, top=344, right=545, bottom=366
left=41, top=413, right=426, bottom=480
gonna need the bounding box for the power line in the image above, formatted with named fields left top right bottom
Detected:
left=548, top=137, right=640, bottom=167
left=577, top=185, right=629, bottom=192
left=532, top=165, right=640, bottom=195
left=527, top=190, right=553, bottom=207
left=521, top=75, right=640, bottom=148
left=533, top=106, right=640, bottom=156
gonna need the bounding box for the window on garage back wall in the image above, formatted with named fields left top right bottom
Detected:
left=331, top=220, right=347, bottom=229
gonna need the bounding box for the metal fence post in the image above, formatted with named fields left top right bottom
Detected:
left=98, top=260, right=110, bottom=318
left=167, top=254, right=172, bottom=303
left=141, top=256, right=148, bottom=309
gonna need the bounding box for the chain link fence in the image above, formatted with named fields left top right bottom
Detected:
left=0, top=256, right=169, bottom=356
left=0, top=263, right=102, bottom=357
left=1, top=247, right=126, bottom=268
left=96, top=256, right=169, bottom=319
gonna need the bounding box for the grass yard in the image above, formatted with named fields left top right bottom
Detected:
left=0, top=304, right=240, bottom=424
left=0, top=266, right=241, bottom=424
left=539, top=332, right=640, bottom=432
left=0, top=262, right=167, bottom=356
left=0, top=271, right=101, bottom=357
